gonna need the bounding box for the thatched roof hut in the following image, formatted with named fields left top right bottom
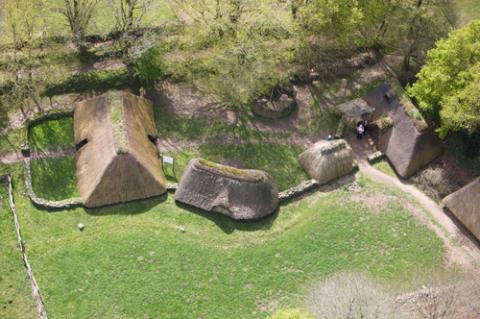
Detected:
left=336, top=98, right=375, bottom=126
left=299, top=139, right=354, bottom=184
left=364, top=83, right=442, bottom=178
left=74, top=91, right=167, bottom=208
left=442, top=178, right=480, bottom=240
left=175, top=158, right=279, bottom=220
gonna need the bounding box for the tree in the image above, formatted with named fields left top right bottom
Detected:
left=293, top=0, right=364, bottom=46
left=408, top=21, right=480, bottom=136
left=62, top=0, right=99, bottom=52
left=0, top=0, right=45, bottom=118
left=110, top=0, right=154, bottom=87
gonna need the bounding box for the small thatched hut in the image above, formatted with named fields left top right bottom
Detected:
left=442, top=178, right=480, bottom=240
left=364, top=83, right=442, bottom=178
left=336, top=98, right=375, bottom=126
left=74, top=91, right=167, bottom=208
left=175, top=159, right=279, bottom=220
left=299, top=139, right=354, bottom=184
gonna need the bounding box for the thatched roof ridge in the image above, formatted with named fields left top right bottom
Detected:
left=74, top=91, right=166, bottom=208
left=196, top=159, right=269, bottom=182
left=299, top=139, right=354, bottom=184
left=175, top=158, right=279, bottom=220
left=442, top=178, right=480, bottom=240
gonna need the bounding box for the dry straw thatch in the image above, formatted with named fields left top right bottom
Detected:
left=74, top=91, right=167, bottom=208
left=175, top=158, right=279, bottom=220
left=364, top=83, right=442, bottom=178
left=299, top=139, right=354, bottom=184
left=442, top=177, right=480, bottom=240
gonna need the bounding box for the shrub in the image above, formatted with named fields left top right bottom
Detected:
left=133, top=46, right=168, bottom=89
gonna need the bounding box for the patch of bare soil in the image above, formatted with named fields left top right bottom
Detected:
left=351, top=192, right=398, bottom=214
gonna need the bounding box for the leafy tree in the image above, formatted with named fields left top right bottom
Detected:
left=0, top=0, right=45, bottom=118
left=109, top=0, right=153, bottom=87
left=408, top=21, right=480, bottom=136
left=293, top=0, right=364, bottom=46
left=62, top=0, right=99, bottom=52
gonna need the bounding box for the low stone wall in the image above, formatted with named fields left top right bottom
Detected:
left=278, top=179, right=320, bottom=203
left=23, top=158, right=82, bottom=210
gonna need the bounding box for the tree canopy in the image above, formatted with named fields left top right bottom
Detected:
left=408, top=21, right=480, bottom=136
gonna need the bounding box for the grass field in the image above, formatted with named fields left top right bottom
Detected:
left=30, top=157, right=79, bottom=200
left=0, top=181, right=38, bottom=319
left=1, top=166, right=444, bottom=319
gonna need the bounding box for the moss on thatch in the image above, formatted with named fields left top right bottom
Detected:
left=73, top=91, right=167, bottom=208
left=175, top=158, right=279, bottom=220
left=443, top=178, right=480, bottom=240
left=299, top=139, right=354, bottom=184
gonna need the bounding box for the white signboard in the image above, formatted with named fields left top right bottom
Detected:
left=163, top=156, right=174, bottom=165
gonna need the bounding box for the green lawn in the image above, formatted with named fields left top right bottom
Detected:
left=0, top=182, right=38, bottom=319
left=28, top=117, right=74, bottom=151
left=30, top=157, right=79, bottom=200
left=0, top=167, right=444, bottom=319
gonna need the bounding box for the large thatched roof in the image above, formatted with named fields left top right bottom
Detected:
left=364, top=83, right=442, bottom=178
left=74, top=91, right=167, bottom=208
left=175, top=159, right=279, bottom=220
left=442, top=178, right=480, bottom=240
left=299, top=139, right=354, bottom=184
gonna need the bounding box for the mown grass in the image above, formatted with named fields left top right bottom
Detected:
left=2, top=168, right=444, bottom=319
left=0, top=182, right=38, bottom=319
left=30, top=157, right=79, bottom=200
left=28, top=117, right=74, bottom=151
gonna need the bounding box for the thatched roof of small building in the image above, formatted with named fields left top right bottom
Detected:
left=364, top=83, right=442, bottom=178
left=442, top=178, right=480, bottom=240
left=299, top=139, right=354, bottom=184
left=174, top=158, right=279, bottom=220
left=336, top=98, right=375, bottom=125
left=74, top=91, right=167, bottom=208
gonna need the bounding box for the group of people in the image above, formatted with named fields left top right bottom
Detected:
left=356, top=120, right=368, bottom=139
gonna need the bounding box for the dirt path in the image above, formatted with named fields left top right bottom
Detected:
left=346, top=133, right=480, bottom=270
left=0, top=148, right=75, bottom=165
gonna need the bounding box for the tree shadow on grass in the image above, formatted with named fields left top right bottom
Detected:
left=175, top=201, right=279, bottom=234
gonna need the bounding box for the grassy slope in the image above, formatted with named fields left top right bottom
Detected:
left=1, top=163, right=444, bottom=318
left=0, top=182, right=38, bottom=319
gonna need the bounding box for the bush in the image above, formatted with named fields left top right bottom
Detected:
left=133, top=46, right=168, bottom=89
left=268, top=309, right=313, bottom=319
